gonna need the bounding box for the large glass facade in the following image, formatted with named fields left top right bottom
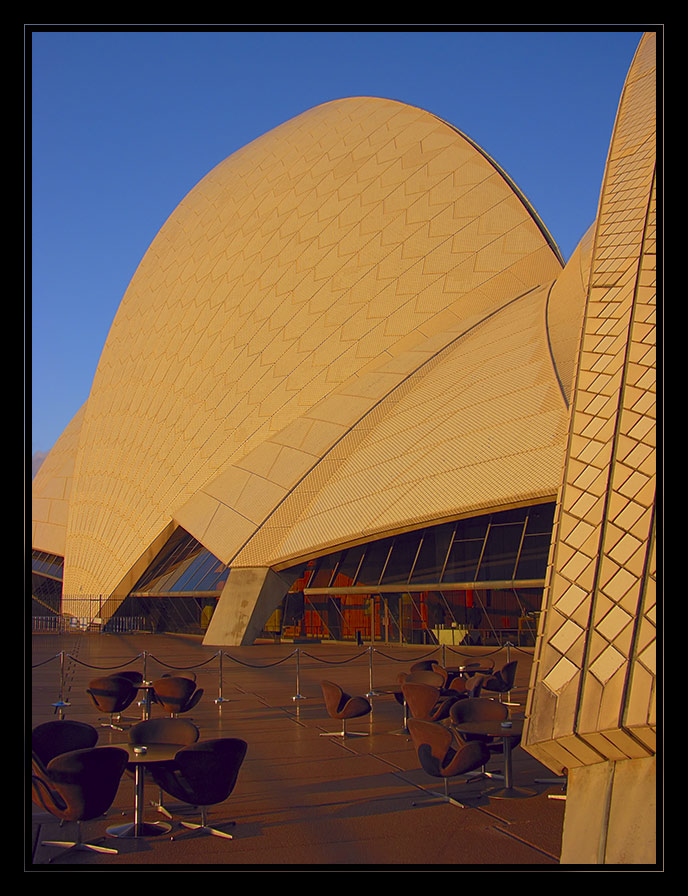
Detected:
left=31, top=502, right=554, bottom=643
left=112, top=528, right=229, bottom=634
left=31, top=550, right=64, bottom=616
left=31, top=530, right=230, bottom=634
left=265, top=502, right=555, bottom=646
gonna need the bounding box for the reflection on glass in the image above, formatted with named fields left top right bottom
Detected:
left=442, top=537, right=483, bottom=583
left=453, top=515, right=490, bottom=541
left=410, top=526, right=454, bottom=582
left=309, top=553, right=341, bottom=589
left=130, top=528, right=228, bottom=595
left=356, top=540, right=392, bottom=586
left=476, top=522, right=523, bottom=581
left=332, top=545, right=366, bottom=588
left=515, top=532, right=551, bottom=579
left=382, top=532, right=422, bottom=584
left=31, top=550, right=65, bottom=579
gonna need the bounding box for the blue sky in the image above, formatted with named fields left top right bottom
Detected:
left=30, top=27, right=646, bottom=455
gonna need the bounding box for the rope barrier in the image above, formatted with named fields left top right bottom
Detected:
left=504, top=642, right=536, bottom=655
left=442, top=644, right=504, bottom=664
left=66, top=654, right=143, bottom=671
left=372, top=647, right=428, bottom=663
left=145, top=654, right=217, bottom=672
left=220, top=650, right=298, bottom=669
left=35, top=639, right=530, bottom=718
left=31, top=653, right=62, bottom=669
left=299, top=648, right=369, bottom=664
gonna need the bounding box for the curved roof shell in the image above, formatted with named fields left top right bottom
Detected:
left=35, top=96, right=573, bottom=603
left=32, top=403, right=86, bottom=558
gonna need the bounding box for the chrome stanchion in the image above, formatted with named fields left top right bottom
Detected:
left=366, top=646, right=382, bottom=697
left=142, top=650, right=149, bottom=683
left=51, top=651, right=71, bottom=714
left=503, top=641, right=520, bottom=707
left=292, top=648, right=306, bottom=701
left=215, top=650, right=230, bottom=704
left=132, top=652, right=153, bottom=719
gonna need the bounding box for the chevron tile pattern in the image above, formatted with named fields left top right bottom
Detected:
left=524, top=32, right=657, bottom=770
left=53, top=97, right=562, bottom=602
left=32, top=404, right=86, bottom=558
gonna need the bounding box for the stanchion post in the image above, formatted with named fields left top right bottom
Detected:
left=503, top=641, right=519, bottom=707
left=51, top=650, right=71, bottom=713
left=292, top=648, right=306, bottom=701
left=215, top=650, right=229, bottom=704
left=366, top=646, right=381, bottom=697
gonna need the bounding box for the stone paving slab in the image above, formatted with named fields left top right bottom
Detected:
left=29, top=633, right=566, bottom=868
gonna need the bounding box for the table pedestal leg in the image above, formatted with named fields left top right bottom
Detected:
left=483, top=736, right=536, bottom=800
left=107, top=765, right=172, bottom=838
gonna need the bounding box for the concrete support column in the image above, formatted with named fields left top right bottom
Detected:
left=202, top=567, right=299, bottom=647
left=560, top=757, right=656, bottom=865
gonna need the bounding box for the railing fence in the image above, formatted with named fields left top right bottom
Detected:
left=32, top=641, right=530, bottom=719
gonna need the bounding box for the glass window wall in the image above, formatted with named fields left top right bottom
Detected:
left=269, top=502, right=555, bottom=645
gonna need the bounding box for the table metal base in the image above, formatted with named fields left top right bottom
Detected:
left=483, top=785, right=536, bottom=800
left=107, top=819, right=172, bottom=838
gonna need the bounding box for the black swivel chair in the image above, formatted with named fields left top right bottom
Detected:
left=394, top=668, right=444, bottom=700
left=320, top=680, right=372, bottom=737
left=161, top=670, right=196, bottom=682
left=149, top=738, right=247, bottom=839
left=31, top=746, right=129, bottom=862
left=401, top=681, right=459, bottom=723
left=32, top=720, right=99, bottom=772
left=407, top=718, right=490, bottom=808
left=448, top=696, right=513, bottom=780
left=116, top=669, right=144, bottom=685
left=479, top=660, right=518, bottom=702
left=86, top=675, right=139, bottom=729
left=398, top=669, right=445, bottom=688
left=152, top=677, right=204, bottom=718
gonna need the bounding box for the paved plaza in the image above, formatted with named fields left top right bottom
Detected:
left=30, top=632, right=567, bottom=868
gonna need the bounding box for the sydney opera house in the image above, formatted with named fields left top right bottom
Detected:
left=32, top=32, right=657, bottom=862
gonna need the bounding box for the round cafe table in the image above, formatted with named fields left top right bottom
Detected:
left=106, top=743, right=184, bottom=838
left=451, top=717, right=535, bottom=799
left=445, top=664, right=494, bottom=677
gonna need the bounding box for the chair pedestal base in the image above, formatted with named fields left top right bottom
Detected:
left=42, top=820, right=120, bottom=862
left=464, top=768, right=504, bottom=781
left=106, top=819, right=172, bottom=838
left=177, top=806, right=236, bottom=839
left=320, top=730, right=368, bottom=738
left=411, top=778, right=473, bottom=809
left=180, top=819, right=236, bottom=839
left=412, top=791, right=470, bottom=809
left=320, top=715, right=369, bottom=738
left=42, top=838, right=119, bottom=862
left=151, top=797, right=173, bottom=819
left=99, top=714, right=133, bottom=731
